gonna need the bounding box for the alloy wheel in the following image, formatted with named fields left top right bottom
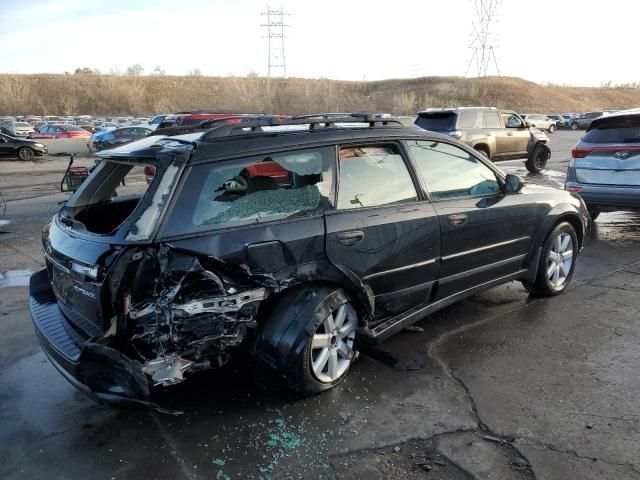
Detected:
left=18, top=147, right=34, bottom=161
left=547, top=232, right=574, bottom=287
left=310, top=303, right=357, bottom=383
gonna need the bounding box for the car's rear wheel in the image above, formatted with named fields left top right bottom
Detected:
left=587, top=207, right=600, bottom=221
left=255, top=286, right=358, bottom=396
left=570, top=122, right=579, bottom=130
left=17, top=147, right=35, bottom=161
left=525, top=143, right=548, bottom=173
left=548, top=124, right=556, bottom=133
left=523, top=222, right=578, bottom=296
left=474, top=146, right=490, bottom=159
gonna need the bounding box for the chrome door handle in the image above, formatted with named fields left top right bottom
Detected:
left=507, top=132, right=513, bottom=136
left=337, top=230, right=364, bottom=246
left=448, top=214, right=467, bottom=227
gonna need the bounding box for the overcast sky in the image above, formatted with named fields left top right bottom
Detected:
left=0, top=0, right=635, bottom=86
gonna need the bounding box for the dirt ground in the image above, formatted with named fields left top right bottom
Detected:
left=1, top=131, right=639, bottom=479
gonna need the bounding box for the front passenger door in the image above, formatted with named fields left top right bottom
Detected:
left=406, top=140, right=538, bottom=299
left=500, top=113, right=530, bottom=158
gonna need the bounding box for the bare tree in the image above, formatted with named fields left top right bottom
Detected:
left=126, top=64, right=145, bottom=76
left=150, top=65, right=166, bottom=76
left=74, top=67, right=100, bottom=75
left=188, top=68, right=202, bottom=76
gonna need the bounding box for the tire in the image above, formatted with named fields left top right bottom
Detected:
left=17, top=147, right=35, bottom=161
left=570, top=122, right=578, bottom=130
left=548, top=124, right=556, bottom=133
left=525, top=143, right=549, bottom=173
left=587, top=207, right=600, bottom=221
left=474, top=146, right=490, bottom=159
left=254, top=285, right=358, bottom=396
left=523, top=222, right=578, bottom=297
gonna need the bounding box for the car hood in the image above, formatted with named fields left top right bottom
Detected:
left=530, top=128, right=549, bottom=142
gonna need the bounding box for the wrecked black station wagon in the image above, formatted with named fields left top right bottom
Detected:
left=29, top=115, right=590, bottom=407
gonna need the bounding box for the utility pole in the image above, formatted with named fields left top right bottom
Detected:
left=466, top=0, right=501, bottom=77
left=261, top=6, right=289, bottom=78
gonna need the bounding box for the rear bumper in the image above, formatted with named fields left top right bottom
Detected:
left=29, top=268, right=151, bottom=408
left=566, top=182, right=640, bottom=211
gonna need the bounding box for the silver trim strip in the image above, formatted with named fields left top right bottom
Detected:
left=364, top=257, right=438, bottom=280
left=44, top=253, right=71, bottom=274
left=441, top=236, right=530, bottom=261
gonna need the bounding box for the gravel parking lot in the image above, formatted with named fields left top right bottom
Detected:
left=1, top=130, right=640, bottom=480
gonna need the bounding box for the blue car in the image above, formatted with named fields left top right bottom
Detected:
left=91, top=126, right=152, bottom=151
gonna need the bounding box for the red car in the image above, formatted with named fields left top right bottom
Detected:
left=176, top=113, right=259, bottom=126
left=29, top=124, right=91, bottom=140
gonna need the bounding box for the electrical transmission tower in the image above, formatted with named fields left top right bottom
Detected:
left=261, top=6, right=289, bottom=77
left=466, top=0, right=501, bottom=77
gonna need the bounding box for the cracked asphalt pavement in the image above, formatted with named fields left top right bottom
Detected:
left=1, top=131, right=639, bottom=479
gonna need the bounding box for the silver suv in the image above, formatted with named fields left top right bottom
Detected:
left=565, top=112, right=640, bottom=219
left=415, top=107, right=551, bottom=173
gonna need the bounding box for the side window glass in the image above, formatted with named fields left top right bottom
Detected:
left=482, top=111, right=502, bottom=128
left=407, top=140, right=500, bottom=200
left=502, top=114, right=523, bottom=128
left=457, top=111, right=477, bottom=128
left=161, top=147, right=335, bottom=237
left=337, top=145, right=417, bottom=210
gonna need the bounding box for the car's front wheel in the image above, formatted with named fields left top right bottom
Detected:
left=523, top=222, right=578, bottom=296
left=548, top=124, right=556, bottom=133
left=525, top=143, right=549, bottom=173
left=571, top=122, right=579, bottom=130
left=17, top=147, right=35, bottom=161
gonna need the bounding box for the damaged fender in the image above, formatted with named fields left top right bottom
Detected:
left=254, top=284, right=352, bottom=378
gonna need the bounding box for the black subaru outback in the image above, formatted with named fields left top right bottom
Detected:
left=29, top=114, right=590, bottom=408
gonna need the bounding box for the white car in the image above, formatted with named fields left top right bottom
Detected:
left=10, top=122, right=35, bottom=137
left=110, top=117, right=133, bottom=128
left=521, top=114, right=557, bottom=133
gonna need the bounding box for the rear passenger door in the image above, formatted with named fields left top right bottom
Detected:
left=481, top=111, right=509, bottom=157
left=325, top=144, right=440, bottom=320
left=405, top=140, right=536, bottom=299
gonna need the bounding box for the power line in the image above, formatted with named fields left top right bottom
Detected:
left=261, top=6, right=289, bottom=78
left=466, top=0, right=501, bottom=77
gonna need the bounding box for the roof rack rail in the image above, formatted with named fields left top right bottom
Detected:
left=201, top=113, right=405, bottom=142
left=150, top=115, right=277, bottom=137
left=190, top=109, right=268, bottom=115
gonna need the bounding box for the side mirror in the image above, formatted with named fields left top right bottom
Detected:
left=524, top=121, right=532, bottom=128
left=504, top=174, right=524, bottom=194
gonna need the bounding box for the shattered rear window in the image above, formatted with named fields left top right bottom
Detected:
left=61, top=160, right=180, bottom=239
left=161, top=146, right=335, bottom=237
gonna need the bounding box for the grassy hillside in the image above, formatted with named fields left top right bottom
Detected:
left=1, top=74, right=639, bottom=116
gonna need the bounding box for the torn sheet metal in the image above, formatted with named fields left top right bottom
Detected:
left=142, top=356, right=193, bottom=386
